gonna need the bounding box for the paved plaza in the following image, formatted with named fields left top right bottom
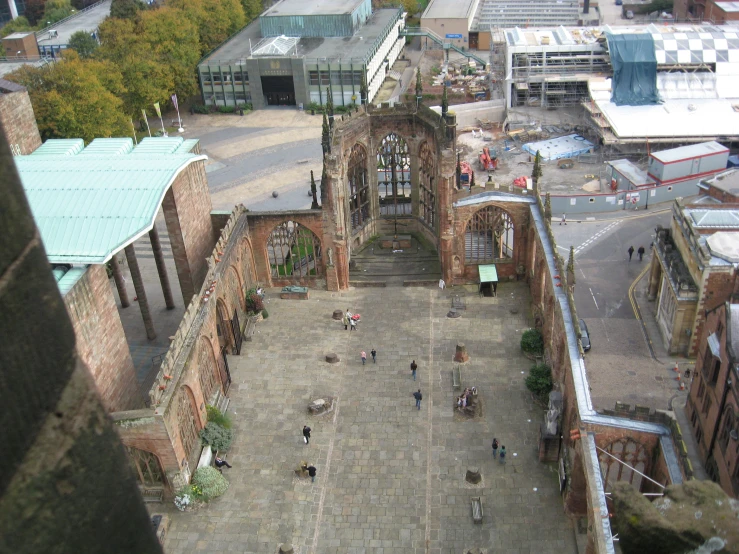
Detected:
left=162, top=284, right=577, bottom=553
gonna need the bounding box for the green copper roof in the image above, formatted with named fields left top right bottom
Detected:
left=15, top=137, right=207, bottom=265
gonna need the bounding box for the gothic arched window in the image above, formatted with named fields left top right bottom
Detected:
left=376, top=133, right=411, bottom=216
left=267, top=221, right=322, bottom=278
left=419, top=142, right=436, bottom=228
left=348, top=143, right=370, bottom=230
left=465, top=206, right=514, bottom=263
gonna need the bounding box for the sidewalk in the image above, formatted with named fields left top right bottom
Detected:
left=550, top=200, right=674, bottom=224
left=632, top=264, right=708, bottom=481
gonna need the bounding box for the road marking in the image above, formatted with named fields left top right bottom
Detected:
left=573, top=220, right=623, bottom=255
left=589, top=287, right=599, bottom=310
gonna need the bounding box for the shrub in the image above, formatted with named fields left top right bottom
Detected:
left=525, top=363, right=553, bottom=401
left=217, top=105, right=236, bottom=114
left=307, top=101, right=325, bottom=114
left=520, top=328, right=544, bottom=356
left=200, top=421, right=233, bottom=452
left=206, top=405, right=232, bottom=429
left=261, top=308, right=269, bottom=319
left=191, top=104, right=210, bottom=114
left=192, top=466, right=229, bottom=501
left=174, top=483, right=204, bottom=511
left=245, top=288, right=264, bottom=314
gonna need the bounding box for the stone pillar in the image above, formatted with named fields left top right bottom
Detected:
left=409, top=138, right=420, bottom=219
left=110, top=253, right=130, bottom=308
left=149, top=225, right=175, bottom=310
left=647, top=256, right=661, bottom=301
left=124, top=245, right=156, bottom=340
left=454, top=343, right=470, bottom=363
left=0, top=124, right=163, bottom=554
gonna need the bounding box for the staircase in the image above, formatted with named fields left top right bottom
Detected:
left=349, top=237, right=441, bottom=287
left=400, top=27, right=488, bottom=68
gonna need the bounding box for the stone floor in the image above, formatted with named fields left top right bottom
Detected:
left=161, top=284, right=578, bottom=553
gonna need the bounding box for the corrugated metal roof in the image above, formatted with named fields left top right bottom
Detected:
left=79, top=138, right=134, bottom=156
left=31, top=139, right=85, bottom=156
left=16, top=137, right=206, bottom=265
left=686, top=208, right=739, bottom=228
left=53, top=266, right=88, bottom=296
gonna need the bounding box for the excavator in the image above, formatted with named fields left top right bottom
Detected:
left=478, top=147, right=498, bottom=171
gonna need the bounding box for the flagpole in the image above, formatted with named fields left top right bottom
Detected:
left=153, top=102, right=167, bottom=137
left=171, top=93, right=184, bottom=133
left=141, top=109, right=152, bottom=137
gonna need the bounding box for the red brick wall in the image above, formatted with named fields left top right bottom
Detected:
left=163, top=161, right=215, bottom=306
left=246, top=211, right=325, bottom=288
left=64, top=264, right=142, bottom=412
left=691, top=270, right=735, bottom=357
left=0, top=85, right=41, bottom=154
left=114, top=410, right=179, bottom=477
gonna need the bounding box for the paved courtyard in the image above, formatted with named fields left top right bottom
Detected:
left=162, top=284, right=578, bottom=553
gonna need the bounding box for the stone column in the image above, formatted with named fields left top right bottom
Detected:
left=149, top=225, right=175, bottom=310
left=647, top=256, right=661, bottom=301
left=110, top=253, right=129, bottom=308
left=124, top=244, right=156, bottom=340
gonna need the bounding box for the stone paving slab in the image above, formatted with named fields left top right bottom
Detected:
left=162, top=284, right=577, bottom=554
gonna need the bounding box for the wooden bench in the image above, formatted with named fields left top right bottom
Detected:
left=471, top=497, right=483, bottom=523
left=452, top=366, right=461, bottom=390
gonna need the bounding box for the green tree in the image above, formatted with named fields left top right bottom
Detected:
left=401, top=0, right=418, bottom=15
left=42, top=0, right=76, bottom=26
left=110, top=0, right=144, bottom=19
left=321, top=112, right=330, bottom=154
left=23, top=0, right=46, bottom=25
left=67, top=30, right=99, bottom=58
left=567, top=246, right=576, bottom=286
left=441, top=84, right=448, bottom=116
left=0, top=16, right=32, bottom=38
left=241, top=0, right=262, bottom=21
left=6, top=51, right=129, bottom=143
left=169, top=0, right=245, bottom=54
left=532, top=150, right=543, bottom=184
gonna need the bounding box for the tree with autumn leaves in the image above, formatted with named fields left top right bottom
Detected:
left=6, top=0, right=262, bottom=142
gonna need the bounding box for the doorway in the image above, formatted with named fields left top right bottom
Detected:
left=261, top=76, right=296, bottom=106
left=469, top=32, right=479, bottom=50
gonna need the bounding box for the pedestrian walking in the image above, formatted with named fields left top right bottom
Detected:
left=307, top=465, right=317, bottom=483
left=371, top=348, right=377, bottom=363
left=492, top=438, right=499, bottom=459
left=413, top=389, right=423, bottom=410
left=627, top=245, right=634, bottom=262
left=361, top=351, right=367, bottom=365
left=560, top=213, right=567, bottom=226
left=499, top=445, right=506, bottom=464
left=637, top=245, right=645, bottom=261
left=303, top=425, right=311, bottom=445
left=214, top=457, right=232, bottom=470
left=410, top=360, right=418, bottom=381
left=349, top=317, right=357, bottom=332
left=342, top=313, right=349, bottom=330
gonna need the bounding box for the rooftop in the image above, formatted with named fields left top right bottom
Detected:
left=505, top=26, right=606, bottom=47
left=609, top=159, right=655, bottom=186
left=262, top=0, right=364, bottom=17
left=34, top=0, right=111, bottom=48
left=202, top=9, right=400, bottom=64
left=651, top=141, right=729, bottom=164
left=707, top=231, right=739, bottom=262
left=422, top=0, right=478, bottom=20
left=685, top=208, right=739, bottom=229
left=716, top=1, right=739, bottom=12
left=479, top=0, right=580, bottom=30
left=703, top=169, right=739, bottom=197
left=15, top=137, right=206, bottom=265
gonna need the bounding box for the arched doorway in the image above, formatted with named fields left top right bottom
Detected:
left=598, top=438, right=649, bottom=492
left=267, top=220, right=322, bottom=278
left=376, top=133, right=411, bottom=216
left=216, top=298, right=237, bottom=355
left=419, top=141, right=436, bottom=228
left=125, top=446, right=165, bottom=489
left=348, top=143, right=370, bottom=231
left=197, top=337, right=222, bottom=404
left=465, top=205, right=514, bottom=263
left=175, top=386, right=201, bottom=472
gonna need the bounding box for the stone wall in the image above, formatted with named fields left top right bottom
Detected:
left=64, top=264, right=142, bottom=412
left=0, top=80, right=41, bottom=155
left=163, top=161, right=215, bottom=306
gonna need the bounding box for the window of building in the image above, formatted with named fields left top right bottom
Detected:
left=377, top=133, right=411, bottom=216
left=719, top=407, right=735, bottom=452
left=234, top=69, right=247, bottom=83
left=342, top=71, right=353, bottom=86
left=267, top=220, right=322, bottom=279
left=347, top=143, right=370, bottom=231
left=419, top=141, right=436, bottom=229
left=202, top=71, right=212, bottom=85
left=691, top=404, right=699, bottom=427
left=465, top=206, right=515, bottom=263
left=696, top=424, right=703, bottom=444
left=353, top=71, right=363, bottom=85
left=214, top=92, right=225, bottom=101
left=330, top=72, right=342, bottom=85
left=320, top=72, right=330, bottom=86
left=212, top=71, right=222, bottom=83
left=309, top=71, right=319, bottom=86
left=711, top=359, right=721, bottom=385
left=702, top=348, right=713, bottom=381
left=717, top=321, right=724, bottom=339
left=698, top=377, right=705, bottom=399
left=703, top=394, right=712, bottom=416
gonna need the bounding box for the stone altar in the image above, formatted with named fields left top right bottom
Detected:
left=379, top=235, right=411, bottom=249
left=280, top=286, right=309, bottom=300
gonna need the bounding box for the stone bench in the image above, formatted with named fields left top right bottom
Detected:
left=452, top=366, right=462, bottom=390
left=471, top=497, right=483, bottom=523
left=280, top=286, right=309, bottom=300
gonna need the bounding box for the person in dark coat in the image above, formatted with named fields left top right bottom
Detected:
left=637, top=246, right=645, bottom=261
left=303, top=425, right=311, bottom=445
left=627, top=245, right=634, bottom=262
left=307, top=465, right=317, bottom=482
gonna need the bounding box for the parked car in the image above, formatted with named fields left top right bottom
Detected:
left=579, top=319, right=591, bottom=352
left=615, top=0, right=623, bottom=5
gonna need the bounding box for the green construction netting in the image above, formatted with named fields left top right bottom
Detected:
left=606, top=33, right=660, bottom=106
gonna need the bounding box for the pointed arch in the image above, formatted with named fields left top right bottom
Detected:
left=174, top=385, right=201, bottom=468
left=376, top=133, right=411, bottom=217
left=266, top=220, right=322, bottom=279
left=197, top=336, right=221, bottom=404
left=419, top=141, right=436, bottom=228
left=464, top=205, right=515, bottom=263
left=224, top=265, right=244, bottom=312
left=598, top=438, right=649, bottom=492
left=348, top=143, right=370, bottom=231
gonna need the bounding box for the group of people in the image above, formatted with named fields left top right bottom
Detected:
left=302, top=426, right=317, bottom=481
left=456, top=387, right=477, bottom=410
left=491, top=438, right=506, bottom=463
left=360, top=349, right=377, bottom=365
left=342, top=308, right=358, bottom=331
left=627, top=245, right=646, bottom=262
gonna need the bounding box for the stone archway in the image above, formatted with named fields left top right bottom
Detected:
left=224, top=265, right=244, bottom=312
left=216, top=298, right=235, bottom=353
left=266, top=220, right=322, bottom=279
left=125, top=445, right=166, bottom=488
left=347, top=143, right=370, bottom=231
left=197, top=336, right=221, bottom=405
left=376, top=133, right=411, bottom=217
left=464, top=205, right=514, bottom=263
left=174, top=385, right=202, bottom=472
left=419, top=141, right=436, bottom=229
left=598, top=438, right=649, bottom=492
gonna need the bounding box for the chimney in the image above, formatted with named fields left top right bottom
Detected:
left=583, top=0, right=590, bottom=14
